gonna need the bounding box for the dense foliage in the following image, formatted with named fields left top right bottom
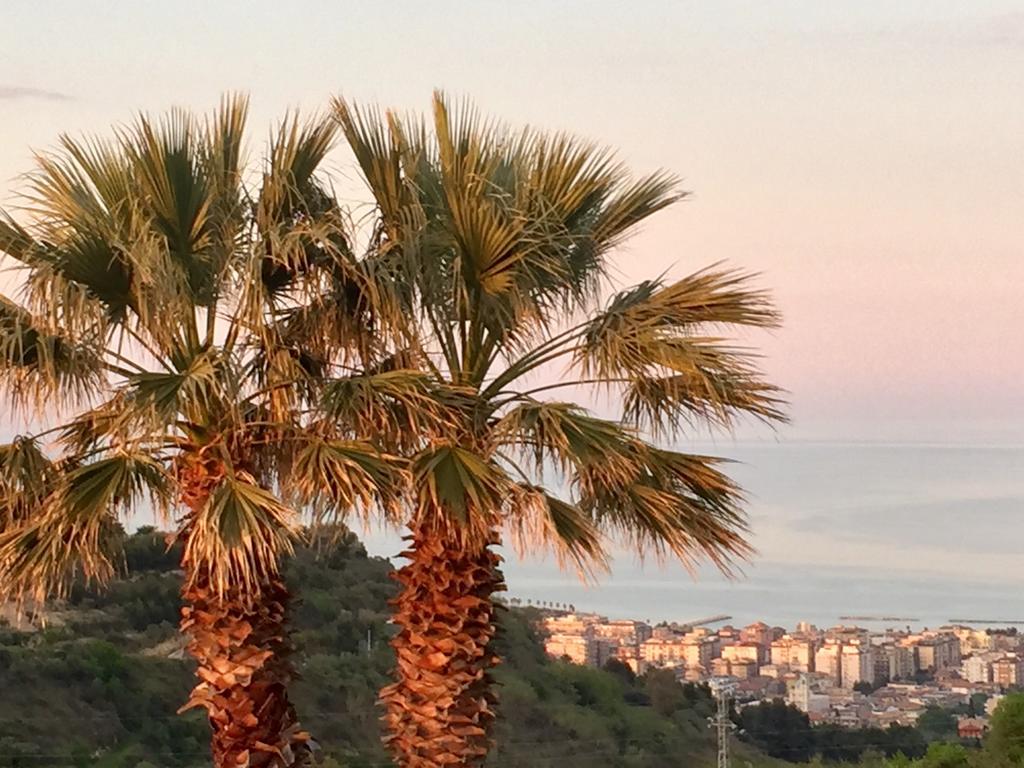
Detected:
left=0, top=529, right=782, bottom=768
left=738, top=700, right=927, bottom=762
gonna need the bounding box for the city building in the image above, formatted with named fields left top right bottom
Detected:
left=993, top=656, right=1024, bottom=689
left=723, top=643, right=762, bottom=666
left=640, top=638, right=686, bottom=665
left=681, top=634, right=718, bottom=671
left=543, top=613, right=595, bottom=635
left=771, top=635, right=816, bottom=672
left=963, top=652, right=1003, bottom=684
left=908, top=633, right=961, bottom=672
left=593, top=619, right=652, bottom=645
left=875, top=643, right=916, bottom=681
left=741, top=621, right=774, bottom=661
left=815, top=643, right=843, bottom=687
left=729, top=659, right=759, bottom=680
left=841, top=644, right=874, bottom=689
left=958, top=717, right=988, bottom=740
left=946, top=626, right=994, bottom=654
left=545, top=632, right=596, bottom=665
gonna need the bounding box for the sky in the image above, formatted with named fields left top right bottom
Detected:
left=2, top=0, right=1021, bottom=443
left=1, top=2, right=1022, bottom=606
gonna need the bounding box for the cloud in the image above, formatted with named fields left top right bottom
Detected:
left=0, top=85, right=71, bottom=102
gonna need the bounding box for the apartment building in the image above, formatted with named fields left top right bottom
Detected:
left=771, top=635, right=816, bottom=672
left=841, top=644, right=874, bottom=689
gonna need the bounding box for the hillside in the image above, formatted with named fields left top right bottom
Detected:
left=0, top=529, right=783, bottom=768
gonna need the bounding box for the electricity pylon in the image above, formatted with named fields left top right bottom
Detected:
left=708, top=677, right=737, bottom=768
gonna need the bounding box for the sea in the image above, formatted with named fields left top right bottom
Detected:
left=359, top=440, right=1024, bottom=633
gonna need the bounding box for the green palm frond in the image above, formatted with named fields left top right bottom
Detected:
left=575, top=267, right=783, bottom=433
left=129, top=108, right=219, bottom=302
left=200, top=93, right=248, bottom=272
left=0, top=451, right=171, bottom=603
left=288, top=437, right=407, bottom=525
left=493, top=399, right=637, bottom=479
left=578, top=444, right=752, bottom=573
left=505, top=484, right=607, bottom=575
left=319, top=369, right=450, bottom=449
left=19, top=136, right=138, bottom=325
left=124, top=347, right=230, bottom=426
left=579, top=268, right=780, bottom=374
left=0, top=294, right=105, bottom=409
left=622, top=349, right=786, bottom=435
left=0, top=437, right=59, bottom=526
left=0, top=214, right=34, bottom=261
left=411, top=443, right=511, bottom=538
left=330, top=98, right=413, bottom=232
left=180, top=473, right=299, bottom=598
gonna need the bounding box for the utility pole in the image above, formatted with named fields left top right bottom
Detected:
left=708, top=677, right=736, bottom=768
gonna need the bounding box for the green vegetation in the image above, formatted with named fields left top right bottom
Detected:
left=741, top=694, right=1024, bottom=768
left=0, top=529, right=783, bottom=768
left=738, top=700, right=926, bottom=763
left=6, top=528, right=1024, bottom=767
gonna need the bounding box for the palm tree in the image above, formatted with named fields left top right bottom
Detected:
left=0, top=98, right=402, bottom=767
left=327, top=92, right=786, bottom=767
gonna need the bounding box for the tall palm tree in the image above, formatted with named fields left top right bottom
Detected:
left=0, top=98, right=403, bottom=767
left=326, top=93, right=786, bottom=768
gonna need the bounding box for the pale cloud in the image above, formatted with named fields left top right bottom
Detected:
left=0, top=85, right=71, bottom=102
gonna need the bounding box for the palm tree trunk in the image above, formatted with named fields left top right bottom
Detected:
left=381, top=519, right=505, bottom=768
left=180, top=576, right=310, bottom=767
left=177, top=453, right=310, bottom=768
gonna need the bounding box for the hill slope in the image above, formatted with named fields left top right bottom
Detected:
left=0, top=529, right=782, bottom=767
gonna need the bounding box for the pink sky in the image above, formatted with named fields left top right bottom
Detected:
left=2, top=1, right=1021, bottom=442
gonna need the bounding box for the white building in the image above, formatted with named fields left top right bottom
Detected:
left=841, top=644, right=874, bottom=689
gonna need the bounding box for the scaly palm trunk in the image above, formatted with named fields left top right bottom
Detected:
left=177, top=453, right=310, bottom=768
left=381, top=519, right=505, bottom=768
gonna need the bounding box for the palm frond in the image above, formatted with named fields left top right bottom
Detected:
left=574, top=267, right=784, bottom=432
left=19, top=136, right=138, bottom=325
left=0, top=294, right=105, bottom=409
left=578, top=444, right=752, bottom=574
left=180, top=473, right=299, bottom=599
left=0, top=451, right=171, bottom=603
left=0, top=436, right=59, bottom=526
left=319, top=369, right=450, bottom=450
left=287, top=437, right=407, bottom=525
left=330, top=97, right=412, bottom=230
left=492, top=399, right=637, bottom=480
left=411, top=443, right=511, bottom=540
left=622, top=346, right=786, bottom=435
left=123, top=347, right=230, bottom=427
left=505, top=484, right=607, bottom=576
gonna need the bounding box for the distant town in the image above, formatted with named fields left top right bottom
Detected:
left=519, top=600, right=1023, bottom=739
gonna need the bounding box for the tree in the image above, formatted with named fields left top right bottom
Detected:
left=915, top=742, right=970, bottom=768
left=644, top=669, right=685, bottom=718
left=917, top=707, right=958, bottom=742
left=738, top=699, right=815, bottom=762
left=329, top=92, right=784, bottom=767
left=0, top=98, right=401, bottom=767
left=986, top=693, right=1024, bottom=764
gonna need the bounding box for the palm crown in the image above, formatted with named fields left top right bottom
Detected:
left=321, top=92, right=786, bottom=767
